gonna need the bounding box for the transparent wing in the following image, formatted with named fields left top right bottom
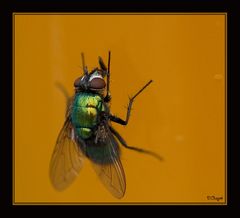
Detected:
left=90, top=124, right=126, bottom=199
left=49, top=117, right=84, bottom=191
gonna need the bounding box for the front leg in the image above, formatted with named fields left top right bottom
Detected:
left=109, top=97, right=133, bottom=125
left=99, top=51, right=112, bottom=103
left=110, top=80, right=153, bottom=126
left=104, top=51, right=111, bottom=103
left=104, top=93, right=111, bottom=103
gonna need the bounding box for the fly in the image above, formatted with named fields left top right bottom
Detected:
left=49, top=51, right=162, bottom=199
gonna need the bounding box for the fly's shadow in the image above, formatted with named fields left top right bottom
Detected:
left=55, top=82, right=72, bottom=118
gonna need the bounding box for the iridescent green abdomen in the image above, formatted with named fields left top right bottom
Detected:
left=71, top=92, right=105, bottom=139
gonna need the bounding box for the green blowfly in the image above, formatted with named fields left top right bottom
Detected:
left=49, top=51, right=162, bottom=199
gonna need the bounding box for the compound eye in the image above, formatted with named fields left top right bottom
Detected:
left=89, top=77, right=106, bottom=89
left=74, top=76, right=84, bottom=87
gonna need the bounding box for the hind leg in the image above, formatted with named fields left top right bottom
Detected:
left=109, top=126, right=163, bottom=161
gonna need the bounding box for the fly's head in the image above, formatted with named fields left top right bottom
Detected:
left=74, top=69, right=106, bottom=92
left=74, top=55, right=108, bottom=94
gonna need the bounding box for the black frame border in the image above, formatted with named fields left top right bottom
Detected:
left=1, top=0, right=238, bottom=209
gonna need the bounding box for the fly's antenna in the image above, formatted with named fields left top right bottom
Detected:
left=81, top=52, right=88, bottom=76
left=98, top=54, right=107, bottom=75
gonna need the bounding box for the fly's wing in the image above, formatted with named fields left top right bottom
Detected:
left=90, top=124, right=126, bottom=199
left=49, top=117, right=84, bottom=191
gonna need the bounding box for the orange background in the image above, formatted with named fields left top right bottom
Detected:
left=14, top=13, right=226, bottom=204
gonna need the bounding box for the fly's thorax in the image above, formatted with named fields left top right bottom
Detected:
left=71, top=92, right=106, bottom=139
left=74, top=92, right=100, bottom=107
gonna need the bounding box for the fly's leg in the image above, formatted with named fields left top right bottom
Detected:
left=109, top=126, right=163, bottom=161
left=99, top=51, right=111, bottom=103
left=108, top=80, right=162, bottom=161
left=109, top=80, right=153, bottom=125
left=104, top=51, right=111, bottom=103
